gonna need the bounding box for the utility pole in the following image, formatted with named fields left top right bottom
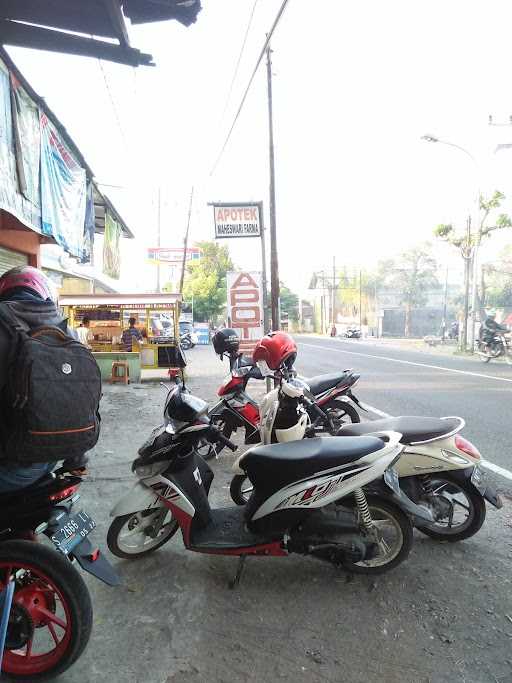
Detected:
left=258, top=201, right=270, bottom=334
left=179, top=186, right=194, bottom=295
left=156, top=186, right=161, bottom=293
left=461, top=216, right=473, bottom=352
left=331, top=256, right=336, bottom=328
left=441, top=265, right=449, bottom=341
left=359, top=269, right=362, bottom=332
left=266, top=44, right=280, bottom=330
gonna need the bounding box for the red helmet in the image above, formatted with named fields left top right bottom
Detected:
left=253, top=332, right=297, bottom=371
left=0, top=266, right=56, bottom=302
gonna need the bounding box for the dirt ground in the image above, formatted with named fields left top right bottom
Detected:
left=59, top=347, right=512, bottom=683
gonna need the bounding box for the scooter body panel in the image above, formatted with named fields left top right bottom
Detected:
left=393, top=435, right=479, bottom=478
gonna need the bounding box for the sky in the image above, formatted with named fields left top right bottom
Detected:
left=8, top=0, right=512, bottom=299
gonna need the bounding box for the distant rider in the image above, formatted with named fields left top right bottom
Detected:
left=479, top=311, right=509, bottom=345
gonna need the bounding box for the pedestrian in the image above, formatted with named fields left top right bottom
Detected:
left=0, top=266, right=99, bottom=492
left=76, top=315, right=93, bottom=348
left=330, top=324, right=337, bottom=337
left=122, top=317, right=143, bottom=351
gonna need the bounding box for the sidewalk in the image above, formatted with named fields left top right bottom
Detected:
left=62, top=345, right=512, bottom=683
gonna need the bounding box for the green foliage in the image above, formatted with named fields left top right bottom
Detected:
left=385, top=244, right=439, bottom=309
left=182, top=241, right=234, bottom=322
left=280, top=283, right=300, bottom=322
left=484, top=245, right=512, bottom=307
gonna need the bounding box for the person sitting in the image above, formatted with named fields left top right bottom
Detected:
left=480, top=311, right=508, bottom=344
left=0, top=266, right=89, bottom=492
left=122, top=317, right=143, bottom=351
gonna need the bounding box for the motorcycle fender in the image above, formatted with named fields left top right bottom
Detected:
left=72, top=537, right=120, bottom=586
left=383, top=469, right=435, bottom=523
left=447, top=467, right=503, bottom=509
left=232, top=452, right=245, bottom=475
left=110, top=481, right=164, bottom=518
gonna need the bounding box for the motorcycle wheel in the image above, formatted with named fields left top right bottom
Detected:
left=340, top=498, right=413, bottom=575
left=415, top=475, right=486, bottom=542
left=230, top=474, right=253, bottom=506
left=0, top=540, right=92, bottom=681
left=322, top=398, right=360, bottom=432
left=107, top=509, right=179, bottom=559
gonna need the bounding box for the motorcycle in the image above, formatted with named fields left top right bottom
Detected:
left=335, top=416, right=503, bottom=542
left=231, top=413, right=502, bottom=543
left=476, top=332, right=512, bottom=364
left=108, top=383, right=433, bottom=579
left=201, top=351, right=362, bottom=460
left=180, top=331, right=196, bottom=350
left=0, top=467, right=119, bottom=680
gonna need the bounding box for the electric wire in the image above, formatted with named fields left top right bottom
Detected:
left=98, top=58, right=128, bottom=151
left=220, top=0, right=260, bottom=122
left=209, top=0, right=291, bottom=177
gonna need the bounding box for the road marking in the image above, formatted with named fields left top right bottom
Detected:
left=359, top=401, right=512, bottom=482
left=299, top=341, right=512, bottom=384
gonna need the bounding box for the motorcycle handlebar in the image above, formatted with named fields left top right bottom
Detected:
left=208, top=426, right=237, bottom=452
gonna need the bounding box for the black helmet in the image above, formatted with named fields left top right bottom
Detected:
left=212, top=328, right=240, bottom=356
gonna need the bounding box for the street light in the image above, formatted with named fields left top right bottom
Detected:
left=421, top=134, right=480, bottom=351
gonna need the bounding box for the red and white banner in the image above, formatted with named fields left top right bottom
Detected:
left=227, top=271, right=263, bottom=354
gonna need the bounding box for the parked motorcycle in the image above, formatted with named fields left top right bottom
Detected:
left=336, top=416, right=503, bottom=542
left=0, top=467, right=119, bottom=680
left=180, top=331, right=196, bottom=350
left=108, top=383, right=433, bottom=578
left=202, top=330, right=362, bottom=460
left=476, top=332, right=512, bottom=364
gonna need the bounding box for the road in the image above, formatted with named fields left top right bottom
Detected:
left=295, top=335, right=512, bottom=496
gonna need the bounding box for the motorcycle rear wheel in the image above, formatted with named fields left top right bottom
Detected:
left=322, top=398, right=360, bottom=432
left=230, top=474, right=253, bottom=506
left=415, top=475, right=486, bottom=542
left=340, top=498, right=413, bottom=575
left=0, top=540, right=92, bottom=681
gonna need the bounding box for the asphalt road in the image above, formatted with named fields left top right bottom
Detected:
left=295, top=335, right=512, bottom=496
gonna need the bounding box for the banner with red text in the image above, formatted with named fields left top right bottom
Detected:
left=226, top=271, right=263, bottom=354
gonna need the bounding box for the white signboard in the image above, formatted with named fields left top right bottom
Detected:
left=213, top=203, right=261, bottom=239
left=227, top=271, right=264, bottom=351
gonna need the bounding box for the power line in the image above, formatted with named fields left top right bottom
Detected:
left=209, top=0, right=291, bottom=176
left=220, top=0, right=260, bottom=122
left=97, top=58, right=128, bottom=150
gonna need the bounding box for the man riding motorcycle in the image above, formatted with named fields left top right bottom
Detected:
left=0, top=266, right=88, bottom=492
left=479, top=311, right=509, bottom=344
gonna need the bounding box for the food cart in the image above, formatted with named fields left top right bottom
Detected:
left=59, top=293, right=183, bottom=381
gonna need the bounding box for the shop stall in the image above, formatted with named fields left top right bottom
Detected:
left=59, top=293, right=183, bottom=381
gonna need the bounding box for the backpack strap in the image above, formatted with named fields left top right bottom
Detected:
left=0, top=302, right=30, bottom=339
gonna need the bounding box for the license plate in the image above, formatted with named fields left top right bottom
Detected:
left=51, top=511, right=96, bottom=555
left=471, top=465, right=485, bottom=491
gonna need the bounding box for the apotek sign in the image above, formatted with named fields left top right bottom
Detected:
left=227, top=271, right=263, bottom=349
left=213, top=203, right=261, bottom=239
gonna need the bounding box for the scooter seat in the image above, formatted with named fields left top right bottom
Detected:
left=338, top=416, right=462, bottom=445
left=242, top=435, right=384, bottom=498
left=304, top=371, right=353, bottom=396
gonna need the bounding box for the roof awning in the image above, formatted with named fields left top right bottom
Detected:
left=0, top=1, right=202, bottom=67
left=59, top=293, right=182, bottom=307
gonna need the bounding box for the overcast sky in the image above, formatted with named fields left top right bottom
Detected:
left=8, top=0, right=512, bottom=297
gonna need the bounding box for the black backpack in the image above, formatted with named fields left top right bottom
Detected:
left=0, top=304, right=101, bottom=464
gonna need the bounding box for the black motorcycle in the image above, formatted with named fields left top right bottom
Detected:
left=0, top=467, right=119, bottom=681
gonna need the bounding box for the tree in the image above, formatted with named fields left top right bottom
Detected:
left=279, top=283, right=299, bottom=322
left=483, top=246, right=512, bottom=308
left=434, top=190, right=512, bottom=349
left=182, top=241, right=234, bottom=323
left=383, top=244, right=439, bottom=337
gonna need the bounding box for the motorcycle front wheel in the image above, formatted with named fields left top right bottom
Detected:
left=107, top=509, right=179, bottom=559
left=415, top=475, right=486, bottom=542
left=0, top=540, right=92, bottom=681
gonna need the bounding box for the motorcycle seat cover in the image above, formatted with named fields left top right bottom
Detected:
left=242, top=435, right=384, bottom=490
left=338, top=416, right=462, bottom=445
left=304, top=371, right=353, bottom=396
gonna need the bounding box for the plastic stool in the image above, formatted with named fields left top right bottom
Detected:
left=111, top=361, right=130, bottom=384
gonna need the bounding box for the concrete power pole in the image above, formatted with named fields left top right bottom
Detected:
left=266, top=44, right=280, bottom=330
left=156, top=186, right=161, bottom=293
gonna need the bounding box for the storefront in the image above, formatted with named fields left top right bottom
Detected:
left=59, top=293, right=183, bottom=374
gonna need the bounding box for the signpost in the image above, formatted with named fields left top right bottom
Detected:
left=227, top=271, right=264, bottom=355
left=210, top=201, right=269, bottom=335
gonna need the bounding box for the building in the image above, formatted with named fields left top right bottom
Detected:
left=0, top=47, right=133, bottom=279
